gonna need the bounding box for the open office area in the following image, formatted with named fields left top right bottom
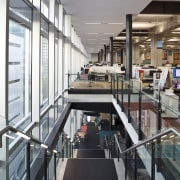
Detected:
left=0, top=0, right=180, bottom=180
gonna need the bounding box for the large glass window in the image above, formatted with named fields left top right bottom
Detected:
left=40, top=18, right=49, bottom=111
left=41, top=0, right=49, bottom=18
left=8, top=20, right=31, bottom=127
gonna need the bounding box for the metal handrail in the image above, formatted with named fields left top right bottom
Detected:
left=0, top=125, right=58, bottom=153
left=114, top=127, right=180, bottom=154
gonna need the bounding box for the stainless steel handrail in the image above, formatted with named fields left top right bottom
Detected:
left=0, top=125, right=58, bottom=153
left=114, top=127, right=180, bottom=154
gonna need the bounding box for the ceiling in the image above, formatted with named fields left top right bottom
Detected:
left=60, top=0, right=180, bottom=54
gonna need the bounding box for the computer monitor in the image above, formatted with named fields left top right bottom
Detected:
left=149, top=70, right=157, bottom=77
left=173, top=67, right=180, bottom=78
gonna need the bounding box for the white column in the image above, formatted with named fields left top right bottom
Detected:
left=49, top=0, right=55, bottom=105
left=32, top=1, right=41, bottom=141
left=0, top=1, right=9, bottom=179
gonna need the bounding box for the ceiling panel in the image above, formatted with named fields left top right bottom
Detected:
left=61, top=0, right=152, bottom=53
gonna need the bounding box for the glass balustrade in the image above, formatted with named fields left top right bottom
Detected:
left=113, top=128, right=180, bottom=180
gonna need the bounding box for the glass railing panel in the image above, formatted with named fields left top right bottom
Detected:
left=0, top=130, right=30, bottom=180
left=29, top=140, right=42, bottom=165
left=139, top=89, right=159, bottom=139
left=57, top=97, right=63, bottom=114
left=54, top=96, right=63, bottom=123
left=115, top=127, right=180, bottom=180
left=135, top=146, right=151, bottom=180
left=156, top=132, right=180, bottom=180
left=63, top=90, right=68, bottom=108
left=40, top=112, right=49, bottom=142
left=68, top=73, right=112, bottom=90
left=47, top=151, right=55, bottom=180
left=129, top=79, right=141, bottom=129
left=49, top=106, right=55, bottom=132
left=119, top=78, right=131, bottom=115
left=126, top=150, right=136, bottom=179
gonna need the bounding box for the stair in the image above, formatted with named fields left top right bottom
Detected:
left=63, top=158, right=118, bottom=180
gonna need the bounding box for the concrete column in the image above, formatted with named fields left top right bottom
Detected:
left=132, top=44, right=140, bottom=65
left=151, top=35, right=163, bottom=67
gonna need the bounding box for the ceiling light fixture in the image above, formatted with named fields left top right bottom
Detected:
left=172, top=32, right=180, bottom=34
left=87, top=33, right=98, bottom=35
left=87, top=39, right=96, bottom=41
left=108, top=22, right=123, bottom=25
left=104, top=33, right=115, bottom=35
left=85, top=22, right=101, bottom=25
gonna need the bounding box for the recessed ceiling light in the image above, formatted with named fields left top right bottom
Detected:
left=87, top=33, right=98, bottom=35
left=146, top=38, right=151, bottom=42
left=167, top=38, right=179, bottom=42
left=87, top=39, right=96, bottom=41
left=104, top=33, right=115, bottom=35
left=174, top=27, right=180, bottom=31
left=172, top=32, right=180, bottom=34
left=114, top=36, right=126, bottom=40
left=108, top=22, right=123, bottom=25
left=85, top=22, right=101, bottom=25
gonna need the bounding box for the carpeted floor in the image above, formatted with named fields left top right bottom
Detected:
left=63, top=125, right=118, bottom=180
left=63, top=159, right=118, bottom=180
left=78, top=125, right=100, bottom=149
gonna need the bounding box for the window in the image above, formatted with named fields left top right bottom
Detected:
left=40, top=18, right=49, bottom=111
left=9, top=20, right=31, bottom=127
left=41, top=0, right=49, bottom=18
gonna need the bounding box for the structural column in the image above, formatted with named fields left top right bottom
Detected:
left=110, top=37, right=113, bottom=66
left=0, top=1, right=9, bottom=179
left=151, top=35, right=163, bottom=67
left=104, top=45, right=107, bottom=63
left=100, top=49, right=103, bottom=62
left=32, top=0, right=41, bottom=137
left=126, top=14, right=132, bottom=79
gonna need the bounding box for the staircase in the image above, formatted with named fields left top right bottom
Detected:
left=62, top=125, right=119, bottom=180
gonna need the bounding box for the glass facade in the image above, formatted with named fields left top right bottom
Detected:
left=9, top=0, right=32, bottom=129
left=0, top=0, right=87, bottom=179
left=40, top=18, right=49, bottom=112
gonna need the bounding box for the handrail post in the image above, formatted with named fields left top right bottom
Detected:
left=128, top=80, right=131, bottom=123
left=121, top=78, right=124, bottom=112
left=26, top=142, right=30, bottom=180
left=116, top=75, right=119, bottom=103
left=151, top=142, right=155, bottom=180
left=157, top=89, right=162, bottom=131
left=54, top=153, right=57, bottom=180
left=138, top=82, right=142, bottom=140
left=44, top=149, right=48, bottom=180
left=117, top=135, right=120, bottom=162
left=113, top=74, right=115, bottom=98
left=134, top=150, right=137, bottom=180
left=125, top=153, right=127, bottom=180
left=111, top=74, right=113, bottom=94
